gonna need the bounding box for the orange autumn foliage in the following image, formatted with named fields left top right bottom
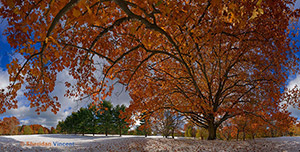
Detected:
left=220, top=110, right=296, bottom=140
left=0, top=0, right=300, bottom=140
left=0, top=116, right=20, bottom=135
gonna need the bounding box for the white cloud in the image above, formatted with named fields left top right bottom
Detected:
left=287, top=74, right=300, bottom=89
left=0, top=67, right=9, bottom=89
left=106, top=82, right=131, bottom=107
left=286, top=74, right=300, bottom=118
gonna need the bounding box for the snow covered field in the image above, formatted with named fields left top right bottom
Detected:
left=0, top=134, right=299, bottom=151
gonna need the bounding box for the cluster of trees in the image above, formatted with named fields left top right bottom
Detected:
left=0, top=116, right=53, bottom=135
left=183, top=112, right=296, bottom=141
left=184, top=122, right=208, bottom=140
left=289, top=123, right=300, bottom=136
left=151, top=110, right=184, bottom=138
left=128, top=110, right=186, bottom=138
left=218, top=112, right=295, bottom=141
left=57, top=101, right=128, bottom=136
left=56, top=104, right=186, bottom=138
left=19, top=124, right=53, bottom=135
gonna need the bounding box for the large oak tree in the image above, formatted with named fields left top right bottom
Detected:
left=0, top=0, right=300, bottom=139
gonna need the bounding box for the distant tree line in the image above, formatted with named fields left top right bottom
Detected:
left=0, top=116, right=53, bottom=135
left=183, top=114, right=300, bottom=141
left=56, top=101, right=129, bottom=136
left=2, top=103, right=299, bottom=140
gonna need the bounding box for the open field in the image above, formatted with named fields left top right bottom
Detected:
left=0, top=134, right=299, bottom=152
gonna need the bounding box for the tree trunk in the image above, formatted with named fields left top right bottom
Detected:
left=119, top=127, right=122, bottom=137
left=172, top=129, right=174, bottom=139
left=144, top=129, right=147, bottom=137
left=105, top=130, right=108, bottom=136
left=251, top=133, right=255, bottom=140
left=226, top=132, right=230, bottom=140
left=93, top=121, right=95, bottom=137
left=236, top=129, right=239, bottom=141
left=242, top=125, right=246, bottom=141
left=207, top=124, right=217, bottom=140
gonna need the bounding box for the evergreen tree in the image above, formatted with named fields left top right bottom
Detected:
left=139, top=113, right=151, bottom=137
left=56, top=101, right=130, bottom=137
left=113, top=104, right=128, bottom=136
left=87, top=103, right=100, bottom=136
left=97, top=100, right=113, bottom=136
left=56, top=121, right=65, bottom=133
left=77, top=107, right=94, bottom=136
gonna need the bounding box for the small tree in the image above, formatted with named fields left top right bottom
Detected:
left=50, top=127, right=57, bottom=134
left=196, top=128, right=208, bottom=140
left=38, top=127, right=44, bottom=134
left=184, top=123, right=196, bottom=138
left=24, top=126, right=33, bottom=135
left=152, top=110, right=183, bottom=138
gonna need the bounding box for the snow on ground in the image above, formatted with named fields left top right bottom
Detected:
left=0, top=134, right=299, bottom=151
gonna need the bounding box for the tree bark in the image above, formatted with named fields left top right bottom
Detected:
left=144, top=128, right=148, bottom=137
left=242, top=124, right=246, bottom=141
left=207, top=123, right=217, bottom=140
left=236, top=129, right=239, bottom=141
left=172, top=129, right=174, bottom=139
left=251, top=133, right=255, bottom=140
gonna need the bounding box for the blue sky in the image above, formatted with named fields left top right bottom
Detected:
left=0, top=3, right=300, bottom=128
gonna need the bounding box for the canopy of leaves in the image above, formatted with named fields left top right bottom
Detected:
left=0, top=116, right=20, bottom=135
